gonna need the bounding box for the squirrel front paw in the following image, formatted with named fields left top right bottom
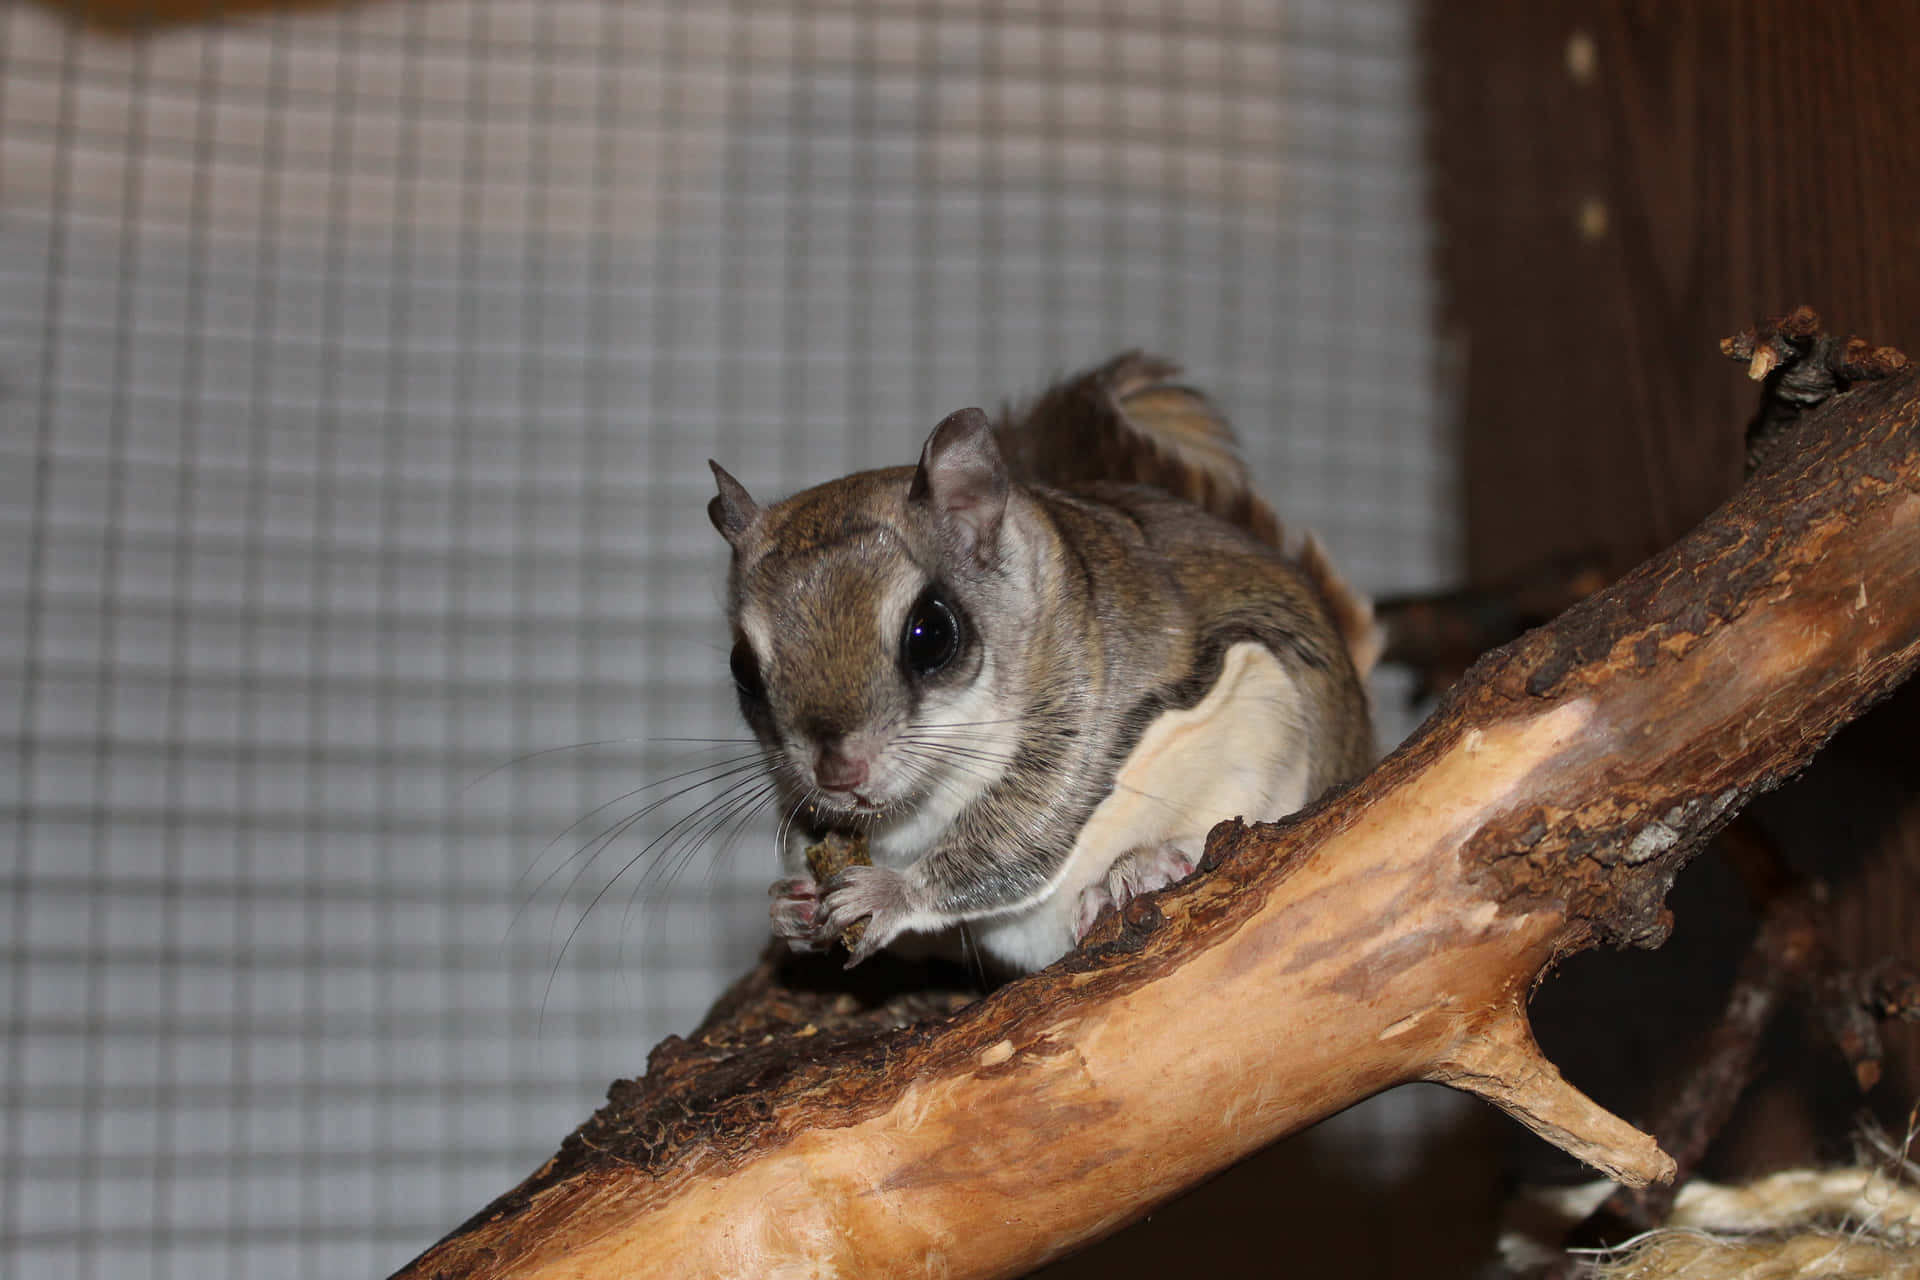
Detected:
left=1073, top=840, right=1199, bottom=943
left=769, top=876, right=825, bottom=951
left=814, top=864, right=919, bottom=968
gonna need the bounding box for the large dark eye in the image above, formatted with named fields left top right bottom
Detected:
left=901, top=591, right=960, bottom=677
left=729, top=637, right=766, bottom=703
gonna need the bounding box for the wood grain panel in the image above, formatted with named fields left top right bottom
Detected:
left=1429, top=1, right=1920, bottom=578
left=1425, top=0, right=1920, bottom=1176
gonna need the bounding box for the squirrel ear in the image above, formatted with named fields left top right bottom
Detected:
left=707, top=461, right=761, bottom=545
left=910, top=407, right=1008, bottom=563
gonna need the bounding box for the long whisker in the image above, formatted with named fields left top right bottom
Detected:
left=893, top=745, right=1006, bottom=791
left=909, top=713, right=1057, bottom=732
left=958, top=919, right=990, bottom=993
left=551, top=766, right=774, bottom=937
left=774, top=788, right=812, bottom=855
left=622, top=777, right=783, bottom=964
left=901, top=722, right=1034, bottom=757
left=511, top=753, right=779, bottom=941
left=682, top=778, right=782, bottom=899
left=539, top=761, right=783, bottom=940
left=898, top=736, right=1025, bottom=774
left=633, top=775, right=780, bottom=904
left=524, top=751, right=776, bottom=882
left=1106, top=779, right=1199, bottom=816
left=896, top=730, right=1024, bottom=756
left=700, top=779, right=786, bottom=893
left=894, top=743, right=1021, bottom=777
left=461, top=738, right=657, bottom=793
left=541, top=770, right=779, bottom=1016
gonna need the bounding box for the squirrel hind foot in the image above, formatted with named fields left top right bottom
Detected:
left=1071, top=839, right=1200, bottom=943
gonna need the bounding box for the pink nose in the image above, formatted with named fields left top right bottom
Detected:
left=814, top=748, right=869, bottom=793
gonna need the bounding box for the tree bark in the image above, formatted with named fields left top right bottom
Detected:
left=395, top=333, right=1920, bottom=1280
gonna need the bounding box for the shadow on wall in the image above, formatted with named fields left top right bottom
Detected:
left=34, top=0, right=379, bottom=34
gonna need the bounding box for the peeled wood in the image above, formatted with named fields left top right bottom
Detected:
left=396, top=346, right=1920, bottom=1280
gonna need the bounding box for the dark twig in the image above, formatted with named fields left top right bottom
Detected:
left=1820, top=959, right=1920, bottom=1093
left=1867, top=962, right=1920, bottom=1023
left=1551, top=820, right=1825, bottom=1264
left=1544, top=816, right=1920, bottom=1274
left=1722, top=304, right=1910, bottom=475
left=1374, top=553, right=1621, bottom=701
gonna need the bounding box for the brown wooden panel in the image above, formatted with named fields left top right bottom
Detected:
left=1427, top=1, right=1920, bottom=581
left=1426, top=0, right=1920, bottom=1176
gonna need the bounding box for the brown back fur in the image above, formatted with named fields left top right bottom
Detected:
left=997, top=352, right=1382, bottom=677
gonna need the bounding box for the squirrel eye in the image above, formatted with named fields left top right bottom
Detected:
left=901, top=592, right=960, bottom=677
left=729, top=638, right=766, bottom=702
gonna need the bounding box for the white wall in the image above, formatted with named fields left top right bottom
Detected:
left=0, top=2, right=1456, bottom=1275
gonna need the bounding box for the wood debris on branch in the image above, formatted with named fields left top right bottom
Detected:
left=394, top=310, right=1920, bottom=1280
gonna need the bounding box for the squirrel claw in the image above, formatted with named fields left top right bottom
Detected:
left=841, top=929, right=883, bottom=970
left=814, top=864, right=917, bottom=965
left=1073, top=840, right=1199, bottom=943
left=1073, top=885, right=1115, bottom=942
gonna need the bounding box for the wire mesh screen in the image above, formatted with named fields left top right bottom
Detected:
left=1, top=1, right=1457, bottom=1276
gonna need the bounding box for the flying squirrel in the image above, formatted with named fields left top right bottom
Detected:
left=708, top=353, right=1379, bottom=974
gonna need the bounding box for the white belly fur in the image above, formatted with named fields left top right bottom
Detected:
left=970, top=640, right=1313, bottom=972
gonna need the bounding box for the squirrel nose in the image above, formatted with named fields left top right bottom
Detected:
left=813, top=743, right=870, bottom=793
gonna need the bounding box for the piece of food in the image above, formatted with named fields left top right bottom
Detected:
left=803, top=831, right=872, bottom=952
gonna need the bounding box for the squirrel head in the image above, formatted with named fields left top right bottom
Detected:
left=709, top=409, right=1034, bottom=820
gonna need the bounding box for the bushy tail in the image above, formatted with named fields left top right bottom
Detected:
left=999, top=352, right=1382, bottom=676
left=997, top=352, right=1285, bottom=545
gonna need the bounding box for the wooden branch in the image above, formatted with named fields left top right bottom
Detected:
left=395, top=323, right=1920, bottom=1280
